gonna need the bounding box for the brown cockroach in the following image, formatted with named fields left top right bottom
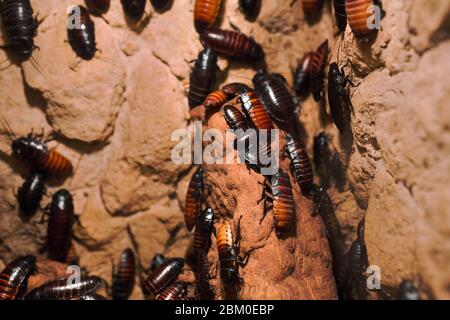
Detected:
left=0, top=255, right=36, bottom=300
left=194, top=0, right=223, bottom=33
left=25, top=276, right=103, bottom=300
left=284, top=133, right=313, bottom=195
left=200, top=29, right=265, bottom=61
left=184, top=166, right=204, bottom=233
left=345, top=0, right=374, bottom=39
left=67, top=6, right=97, bottom=60
left=188, top=48, right=218, bottom=109
left=240, top=90, right=274, bottom=131
left=239, top=0, right=261, bottom=20
left=310, top=39, right=329, bottom=101
left=195, top=250, right=214, bottom=300
left=121, top=0, right=146, bottom=20
left=333, top=0, right=347, bottom=32
left=142, top=258, right=184, bottom=296
left=293, top=52, right=315, bottom=99
left=156, top=282, right=187, bottom=300
left=221, top=82, right=251, bottom=97
left=112, top=248, right=136, bottom=300
left=258, top=169, right=295, bottom=237
left=85, top=0, right=110, bottom=14
left=223, top=105, right=249, bottom=132
left=193, top=208, right=215, bottom=252
left=203, top=90, right=228, bottom=109
left=17, top=171, right=46, bottom=216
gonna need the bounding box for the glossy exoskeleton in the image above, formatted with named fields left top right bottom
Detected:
left=332, top=0, right=347, bottom=32
left=121, top=0, right=146, bottom=20
left=150, top=0, right=173, bottom=12
left=112, top=248, right=136, bottom=300
left=293, top=52, right=314, bottom=99
left=188, top=48, right=218, bottom=109
left=17, top=171, right=46, bottom=216
left=284, top=133, right=313, bottom=195
left=194, top=0, right=223, bottom=33
left=47, top=189, right=75, bottom=262
left=195, top=250, right=214, bottom=300
left=258, top=169, right=295, bottom=237
left=25, top=276, right=103, bottom=300
left=217, top=217, right=250, bottom=291
left=396, top=280, right=420, bottom=300
left=203, top=90, right=228, bottom=109
left=313, top=132, right=331, bottom=187
left=240, top=90, right=274, bottom=130
left=85, top=0, right=110, bottom=14
left=0, top=255, right=36, bottom=300
left=346, top=0, right=374, bottom=39
left=193, top=208, right=214, bottom=252
left=67, top=5, right=97, bottom=60
left=310, top=39, right=328, bottom=101
left=150, top=254, right=166, bottom=272
left=0, top=0, right=37, bottom=58
left=184, top=166, right=204, bottom=233
left=239, top=0, right=261, bottom=20
left=327, top=62, right=355, bottom=133
left=221, top=83, right=251, bottom=97
left=156, top=282, right=187, bottom=300
left=200, top=29, right=265, bottom=61
left=142, top=258, right=184, bottom=296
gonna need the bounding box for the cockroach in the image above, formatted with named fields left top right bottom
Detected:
left=313, top=132, right=331, bottom=186
left=194, top=0, right=223, bottom=33
left=0, top=255, right=36, bottom=300
left=112, top=248, right=136, bottom=300
left=0, top=0, right=37, bottom=58
left=156, top=282, right=186, bottom=300
left=193, top=208, right=214, bottom=252
left=200, top=29, right=265, bottom=61
left=188, top=47, right=218, bottom=109
left=346, top=218, right=368, bottom=298
left=258, top=170, right=295, bottom=236
left=203, top=90, right=228, bottom=109
left=184, top=166, right=204, bottom=233
left=327, top=62, right=355, bottom=133
left=195, top=250, right=214, bottom=300
left=25, top=276, right=103, bottom=300
left=67, top=5, right=97, bottom=61
left=345, top=0, right=374, bottom=39
left=121, top=0, right=146, bottom=20
left=396, top=280, right=420, bottom=300
left=302, top=0, right=323, bottom=16
left=217, top=217, right=250, bottom=290
left=17, top=171, right=46, bottom=216
left=311, top=184, right=345, bottom=254
left=150, top=254, right=166, bottom=272
left=293, top=52, right=314, bottom=98
left=142, top=258, right=184, bottom=296
left=240, top=90, right=274, bottom=130
left=79, top=293, right=108, bottom=300
left=333, top=0, right=347, bottom=32
left=85, top=0, right=110, bottom=14
left=252, top=71, right=296, bottom=127
left=239, top=0, right=261, bottom=20
left=223, top=105, right=249, bottom=132
left=310, top=39, right=328, bottom=101
left=221, top=82, right=251, bottom=97
left=284, top=133, right=313, bottom=195
left=150, top=0, right=173, bottom=12
left=47, top=189, right=75, bottom=262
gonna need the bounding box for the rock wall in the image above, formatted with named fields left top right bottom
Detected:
left=0, top=0, right=449, bottom=299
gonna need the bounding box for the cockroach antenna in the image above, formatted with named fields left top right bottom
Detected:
left=0, top=113, right=17, bottom=142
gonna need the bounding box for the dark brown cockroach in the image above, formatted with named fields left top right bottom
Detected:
left=302, top=0, right=323, bottom=16
left=310, top=39, right=329, bottom=101
left=240, top=90, right=274, bottom=131
left=11, top=135, right=73, bottom=176
left=121, top=0, right=146, bottom=20
left=200, top=29, right=265, bottom=61
left=252, top=71, right=296, bottom=128
left=85, top=0, right=110, bottom=14
left=47, top=189, right=75, bottom=262
left=223, top=105, right=249, bottom=132
left=217, top=217, right=250, bottom=290
left=79, top=293, right=108, bottom=300
left=0, top=255, right=36, bottom=300
left=327, top=62, right=355, bottom=133
left=142, top=258, right=184, bottom=296
left=239, top=0, right=261, bottom=20
left=346, top=218, right=369, bottom=299
left=293, top=52, right=314, bottom=99
left=17, top=171, right=46, bottom=216
left=156, top=282, right=186, bottom=300
left=284, top=134, right=313, bottom=195
left=150, top=253, right=166, bottom=272
left=313, top=132, right=331, bottom=187
left=67, top=6, right=97, bottom=60
left=396, top=280, right=420, bottom=300
left=221, top=82, right=251, bottom=97
left=112, top=248, right=136, bottom=300
left=195, top=250, right=214, bottom=300
left=193, top=208, right=214, bottom=252
left=188, top=47, right=218, bottom=109
left=184, top=166, right=204, bottom=233
left=0, top=0, right=37, bottom=58
left=345, top=0, right=374, bottom=39
left=258, top=170, right=295, bottom=237
left=333, top=0, right=347, bottom=32
left=25, top=276, right=103, bottom=300
left=194, top=0, right=223, bottom=33
left=203, top=90, right=228, bottom=109
left=150, top=0, right=173, bottom=12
